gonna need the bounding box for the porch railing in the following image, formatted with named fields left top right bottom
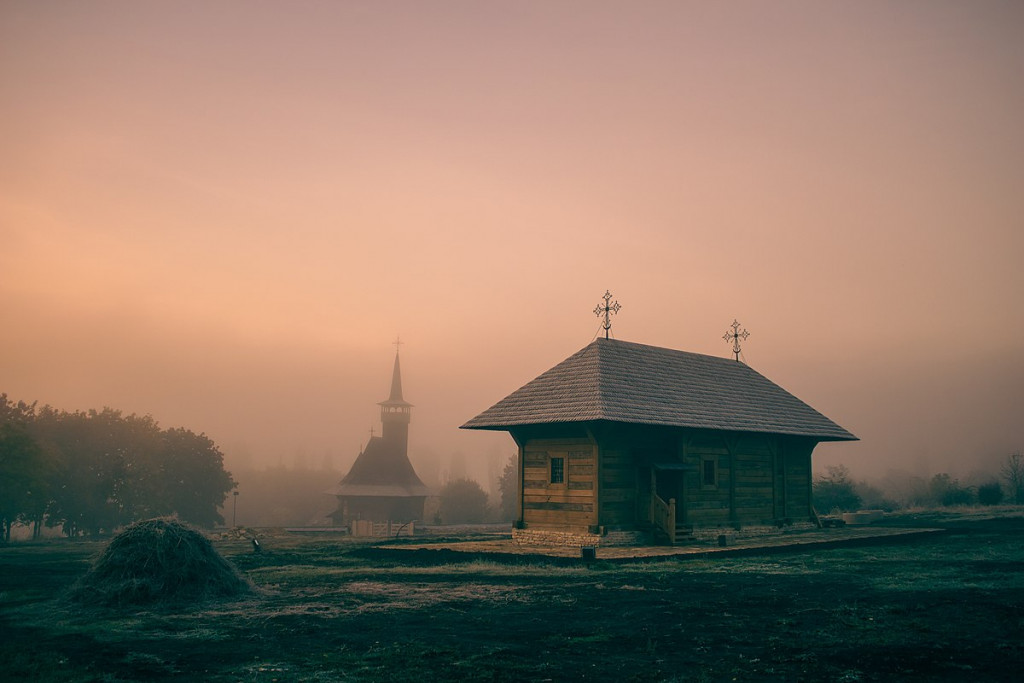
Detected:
left=650, top=494, right=676, bottom=544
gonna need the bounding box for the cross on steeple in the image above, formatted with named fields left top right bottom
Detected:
left=393, top=336, right=403, bottom=353
left=594, top=290, right=621, bottom=339
left=723, top=319, right=750, bottom=361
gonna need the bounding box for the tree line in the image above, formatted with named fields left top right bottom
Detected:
left=814, top=453, right=1024, bottom=514
left=0, top=394, right=235, bottom=541
left=433, top=455, right=518, bottom=524
left=219, top=461, right=516, bottom=528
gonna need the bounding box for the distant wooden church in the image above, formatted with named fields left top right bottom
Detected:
left=329, top=350, right=430, bottom=526
left=462, top=338, right=856, bottom=544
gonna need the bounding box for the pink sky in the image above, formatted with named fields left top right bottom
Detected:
left=2, top=1, right=1022, bottom=485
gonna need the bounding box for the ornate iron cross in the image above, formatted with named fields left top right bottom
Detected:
left=594, top=290, right=621, bottom=339
left=393, top=336, right=403, bottom=352
left=723, top=319, right=750, bottom=361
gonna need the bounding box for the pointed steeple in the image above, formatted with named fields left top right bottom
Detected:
left=379, top=346, right=412, bottom=448
left=379, top=349, right=412, bottom=409
left=388, top=351, right=404, bottom=402
left=327, top=342, right=430, bottom=527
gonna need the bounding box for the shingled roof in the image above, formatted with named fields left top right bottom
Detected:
left=329, top=436, right=431, bottom=498
left=461, top=338, right=856, bottom=442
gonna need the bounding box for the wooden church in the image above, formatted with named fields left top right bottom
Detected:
left=462, top=322, right=856, bottom=544
left=329, top=349, right=430, bottom=527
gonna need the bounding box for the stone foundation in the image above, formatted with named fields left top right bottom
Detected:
left=512, top=528, right=602, bottom=547
left=514, top=522, right=819, bottom=547
left=688, top=521, right=817, bottom=543
left=601, top=529, right=652, bottom=546
left=512, top=527, right=652, bottom=547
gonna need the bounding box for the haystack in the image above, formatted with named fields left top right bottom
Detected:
left=67, top=518, right=252, bottom=609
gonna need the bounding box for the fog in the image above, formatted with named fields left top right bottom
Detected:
left=2, top=2, right=1022, bottom=487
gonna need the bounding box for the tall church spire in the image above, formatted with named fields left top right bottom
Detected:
left=388, top=351, right=404, bottom=402
left=379, top=345, right=412, bottom=446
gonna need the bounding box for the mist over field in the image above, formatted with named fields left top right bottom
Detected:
left=2, top=1, right=1022, bottom=489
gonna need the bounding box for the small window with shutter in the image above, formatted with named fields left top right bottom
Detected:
left=550, top=456, right=565, bottom=485
left=702, top=457, right=717, bottom=489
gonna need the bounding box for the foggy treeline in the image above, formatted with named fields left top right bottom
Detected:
left=230, top=457, right=519, bottom=528
left=9, top=383, right=1018, bottom=539
left=228, top=465, right=341, bottom=527
left=0, top=394, right=234, bottom=541
left=814, top=456, right=1024, bottom=514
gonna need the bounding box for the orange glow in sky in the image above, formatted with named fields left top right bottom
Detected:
left=2, top=2, right=1022, bottom=482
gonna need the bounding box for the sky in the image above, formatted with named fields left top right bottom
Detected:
left=2, top=1, right=1022, bottom=487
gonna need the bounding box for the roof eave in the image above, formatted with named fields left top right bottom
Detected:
left=461, top=417, right=857, bottom=441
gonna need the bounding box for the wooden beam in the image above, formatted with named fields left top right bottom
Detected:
left=510, top=430, right=527, bottom=527
left=677, top=433, right=688, bottom=526
left=780, top=437, right=788, bottom=518
left=806, top=440, right=815, bottom=519
left=725, top=435, right=737, bottom=524
left=583, top=424, right=601, bottom=528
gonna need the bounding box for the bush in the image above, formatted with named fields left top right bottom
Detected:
left=930, top=473, right=975, bottom=507
left=853, top=480, right=899, bottom=512
left=813, top=465, right=862, bottom=513
left=438, top=478, right=489, bottom=524
left=977, top=482, right=1004, bottom=506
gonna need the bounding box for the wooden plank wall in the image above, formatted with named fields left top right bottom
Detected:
left=520, top=429, right=816, bottom=531
left=599, top=448, right=636, bottom=525
left=730, top=434, right=776, bottom=523
left=683, top=433, right=786, bottom=526
left=522, top=438, right=595, bottom=529
left=683, top=436, right=731, bottom=526
left=783, top=438, right=813, bottom=519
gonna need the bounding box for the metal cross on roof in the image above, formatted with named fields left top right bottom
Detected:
left=723, top=319, right=750, bottom=361
left=594, top=290, right=621, bottom=339
left=393, top=336, right=403, bottom=352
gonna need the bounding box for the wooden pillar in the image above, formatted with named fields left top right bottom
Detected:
left=725, top=436, right=737, bottom=524
left=585, top=425, right=601, bottom=530
left=510, top=431, right=526, bottom=527
left=768, top=437, right=778, bottom=518
left=677, top=435, right=688, bottom=526
left=780, top=437, right=788, bottom=518
left=594, top=439, right=602, bottom=528
left=768, top=436, right=785, bottom=520
left=806, top=442, right=815, bottom=519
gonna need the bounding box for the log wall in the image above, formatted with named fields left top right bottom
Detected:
left=680, top=433, right=799, bottom=526
left=682, top=436, right=732, bottom=526
left=522, top=437, right=596, bottom=530
left=599, top=448, right=636, bottom=525
left=517, top=427, right=818, bottom=534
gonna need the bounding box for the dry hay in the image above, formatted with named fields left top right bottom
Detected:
left=66, top=518, right=252, bottom=609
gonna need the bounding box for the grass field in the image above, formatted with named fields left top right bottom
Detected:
left=1, top=512, right=1022, bottom=681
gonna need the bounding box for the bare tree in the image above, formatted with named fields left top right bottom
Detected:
left=1002, top=451, right=1024, bottom=505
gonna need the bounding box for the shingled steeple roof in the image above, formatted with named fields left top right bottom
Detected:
left=461, top=338, right=856, bottom=442
left=379, top=351, right=412, bottom=408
